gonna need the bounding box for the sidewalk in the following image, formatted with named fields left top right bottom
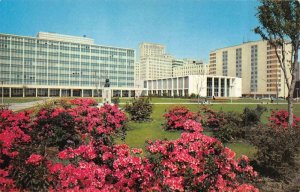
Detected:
left=8, top=100, right=47, bottom=111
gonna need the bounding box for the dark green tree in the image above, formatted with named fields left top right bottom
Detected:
left=255, top=0, right=300, bottom=128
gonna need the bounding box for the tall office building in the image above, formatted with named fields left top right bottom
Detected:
left=138, top=42, right=173, bottom=80
left=139, top=42, right=165, bottom=57
left=0, top=32, right=135, bottom=97
left=139, top=54, right=173, bottom=80
left=209, top=40, right=292, bottom=97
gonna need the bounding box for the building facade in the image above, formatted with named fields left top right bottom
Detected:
left=138, top=42, right=173, bottom=80
left=144, top=75, right=242, bottom=98
left=139, top=54, right=173, bottom=80
left=137, top=43, right=207, bottom=81
left=293, top=62, right=300, bottom=98
left=139, top=42, right=165, bottom=57
left=173, top=59, right=208, bottom=77
left=209, top=40, right=292, bottom=97
left=0, top=32, right=136, bottom=97
left=172, top=58, right=184, bottom=68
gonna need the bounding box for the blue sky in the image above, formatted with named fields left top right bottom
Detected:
left=0, top=0, right=260, bottom=61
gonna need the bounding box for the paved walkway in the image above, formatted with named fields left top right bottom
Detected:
left=8, top=100, right=48, bottom=111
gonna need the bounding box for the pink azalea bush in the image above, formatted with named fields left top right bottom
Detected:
left=70, top=98, right=98, bottom=106
left=146, top=132, right=258, bottom=191
left=0, top=99, right=258, bottom=191
left=268, top=109, right=300, bottom=129
left=163, top=106, right=199, bottom=131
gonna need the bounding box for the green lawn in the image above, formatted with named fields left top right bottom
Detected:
left=116, top=103, right=300, bottom=158
left=119, top=97, right=289, bottom=104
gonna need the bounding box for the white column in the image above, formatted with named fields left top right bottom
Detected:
left=81, top=89, right=83, bottom=97
left=59, top=89, right=62, bottom=97
left=92, top=89, right=94, bottom=97
left=212, top=77, right=214, bottom=96
left=225, top=78, right=228, bottom=97
left=9, top=88, right=11, bottom=98
left=218, top=77, right=221, bottom=97
left=48, top=88, right=50, bottom=97
left=36, top=88, right=38, bottom=97
left=177, top=77, right=179, bottom=96
left=71, top=89, right=73, bottom=97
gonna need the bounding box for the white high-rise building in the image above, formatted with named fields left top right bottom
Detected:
left=138, top=42, right=173, bottom=80
left=139, top=54, right=173, bottom=80
left=139, top=42, right=165, bottom=57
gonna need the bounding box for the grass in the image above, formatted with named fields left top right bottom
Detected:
left=117, top=104, right=182, bottom=149
left=225, top=142, right=257, bottom=159
left=116, top=103, right=300, bottom=158
left=119, top=97, right=289, bottom=104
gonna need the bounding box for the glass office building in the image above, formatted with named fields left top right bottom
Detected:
left=0, top=32, right=136, bottom=97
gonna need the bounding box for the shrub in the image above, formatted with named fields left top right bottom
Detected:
left=213, top=112, right=245, bottom=143
left=70, top=98, right=98, bottom=107
left=213, top=122, right=239, bottom=143
left=163, top=106, right=197, bottom=130
left=32, top=108, right=81, bottom=150
left=242, top=105, right=267, bottom=126
left=34, top=98, right=72, bottom=113
left=190, top=93, right=197, bottom=98
left=124, top=97, right=153, bottom=122
left=111, top=97, right=120, bottom=105
left=0, top=102, right=128, bottom=191
left=201, top=107, right=249, bottom=143
left=251, top=125, right=300, bottom=179
left=201, top=106, right=227, bottom=130
left=268, top=109, right=300, bottom=128
left=250, top=110, right=300, bottom=179
left=146, top=131, right=258, bottom=191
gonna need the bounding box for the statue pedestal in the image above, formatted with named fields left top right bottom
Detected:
left=103, top=88, right=111, bottom=104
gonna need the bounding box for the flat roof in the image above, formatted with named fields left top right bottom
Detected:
left=0, top=32, right=135, bottom=51
left=210, top=39, right=265, bottom=53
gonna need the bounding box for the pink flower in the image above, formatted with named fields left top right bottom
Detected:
left=25, top=154, right=43, bottom=166
left=131, top=148, right=143, bottom=154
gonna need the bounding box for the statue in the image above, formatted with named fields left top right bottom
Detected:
left=103, top=78, right=111, bottom=104
left=104, top=78, right=110, bottom=87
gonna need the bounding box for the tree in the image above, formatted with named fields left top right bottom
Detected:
left=255, top=0, right=300, bottom=128
left=195, top=67, right=207, bottom=104
left=197, top=72, right=205, bottom=104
